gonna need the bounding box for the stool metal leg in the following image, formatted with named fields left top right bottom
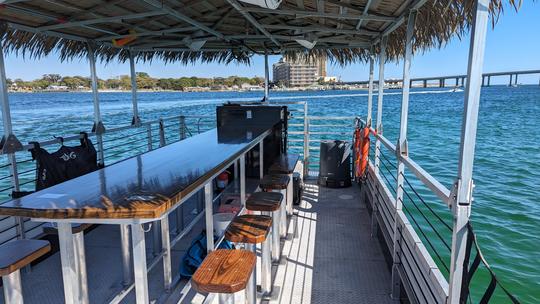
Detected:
left=278, top=189, right=287, bottom=238
left=287, top=173, right=293, bottom=216
left=3, top=270, right=23, bottom=304
left=271, top=210, right=280, bottom=263
left=245, top=244, right=257, bottom=304
left=218, top=293, right=234, bottom=304
left=261, top=235, right=272, bottom=295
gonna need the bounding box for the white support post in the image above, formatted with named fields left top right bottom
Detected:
left=131, top=223, right=149, bottom=304
left=448, top=0, right=489, bottom=303
left=392, top=10, right=417, bottom=300
left=366, top=47, right=375, bottom=127
left=87, top=43, right=105, bottom=166
left=57, top=223, right=79, bottom=304
left=240, top=154, right=246, bottom=206
left=204, top=182, right=215, bottom=252
left=0, top=38, right=24, bottom=240
left=129, top=51, right=140, bottom=125
left=303, top=102, right=309, bottom=178
left=374, top=36, right=387, bottom=176
left=264, top=52, right=270, bottom=101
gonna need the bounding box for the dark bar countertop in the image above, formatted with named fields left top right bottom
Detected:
left=0, top=127, right=271, bottom=220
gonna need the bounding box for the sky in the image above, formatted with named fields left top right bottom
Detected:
left=4, top=1, right=539, bottom=84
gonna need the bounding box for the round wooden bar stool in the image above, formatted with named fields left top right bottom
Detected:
left=246, top=192, right=283, bottom=265
left=259, top=174, right=290, bottom=239
left=269, top=154, right=299, bottom=217
left=225, top=214, right=273, bottom=299
left=0, top=239, right=51, bottom=304
left=192, top=249, right=256, bottom=304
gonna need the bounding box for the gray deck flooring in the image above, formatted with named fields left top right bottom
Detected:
left=268, top=180, right=396, bottom=304
left=0, top=180, right=395, bottom=304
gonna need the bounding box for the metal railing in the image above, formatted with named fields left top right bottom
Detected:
left=0, top=114, right=215, bottom=246
left=0, top=101, right=520, bottom=304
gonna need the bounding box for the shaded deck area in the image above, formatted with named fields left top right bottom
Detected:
left=0, top=180, right=395, bottom=304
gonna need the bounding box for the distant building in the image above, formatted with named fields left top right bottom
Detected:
left=273, top=56, right=327, bottom=87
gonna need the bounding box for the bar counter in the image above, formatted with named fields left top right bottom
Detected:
left=0, top=126, right=270, bottom=221
left=0, top=125, right=272, bottom=304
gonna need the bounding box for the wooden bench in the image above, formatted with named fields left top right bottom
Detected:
left=192, top=249, right=256, bottom=304
left=0, top=239, right=51, bottom=303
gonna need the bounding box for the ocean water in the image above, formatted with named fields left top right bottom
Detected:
left=1, top=86, right=539, bottom=303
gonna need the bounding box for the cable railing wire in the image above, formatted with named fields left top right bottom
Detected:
left=402, top=172, right=453, bottom=232
left=400, top=185, right=452, bottom=252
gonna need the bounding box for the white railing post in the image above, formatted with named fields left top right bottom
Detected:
left=448, top=0, right=489, bottom=303
left=0, top=38, right=24, bottom=240
left=129, top=50, right=140, bottom=126
left=366, top=47, right=375, bottom=127
left=374, top=36, right=387, bottom=176
left=87, top=43, right=105, bottom=166
left=303, top=101, right=309, bottom=178
left=264, top=52, right=270, bottom=101
left=392, top=10, right=417, bottom=299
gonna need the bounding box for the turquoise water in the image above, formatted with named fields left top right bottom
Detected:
left=1, top=86, right=539, bottom=302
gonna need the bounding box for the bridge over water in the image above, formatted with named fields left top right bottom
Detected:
left=342, top=69, right=540, bottom=87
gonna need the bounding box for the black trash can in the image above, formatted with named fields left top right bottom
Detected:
left=318, top=140, right=352, bottom=188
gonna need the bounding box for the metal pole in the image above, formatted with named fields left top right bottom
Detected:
left=366, top=47, right=375, bottom=127
left=119, top=224, right=132, bottom=286
left=240, top=154, right=246, bottom=206
left=2, top=270, right=23, bottom=304
left=0, top=39, right=23, bottom=240
left=161, top=216, right=172, bottom=291
left=374, top=36, right=387, bottom=176
left=129, top=51, right=140, bottom=125
left=392, top=10, right=416, bottom=300
left=159, top=119, right=166, bottom=147
left=57, top=222, right=79, bottom=304
left=448, top=0, right=489, bottom=303
left=259, top=141, right=264, bottom=179
left=131, top=223, right=149, bottom=304
left=179, top=116, right=186, bottom=140
left=204, top=182, right=215, bottom=252
left=303, top=102, right=309, bottom=178
left=264, top=52, right=270, bottom=101
left=87, top=43, right=105, bottom=166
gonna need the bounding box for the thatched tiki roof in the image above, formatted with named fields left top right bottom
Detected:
left=0, top=0, right=520, bottom=64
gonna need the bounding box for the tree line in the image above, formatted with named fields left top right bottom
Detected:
left=8, top=73, right=265, bottom=91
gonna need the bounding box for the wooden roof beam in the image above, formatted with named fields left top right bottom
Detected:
left=355, top=0, right=373, bottom=29
left=242, top=7, right=396, bottom=22
left=372, top=0, right=428, bottom=45
left=262, top=24, right=379, bottom=36
left=37, top=11, right=168, bottom=31
left=225, top=0, right=281, bottom=47
left=141, top=0, right=228, bottom=41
